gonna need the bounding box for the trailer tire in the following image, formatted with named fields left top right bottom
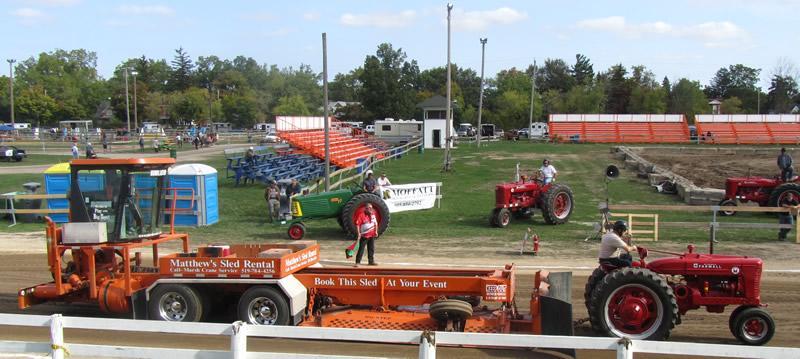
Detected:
left=238, top=286, right=291, bottom=326
left=540, top=184, right=574, bottom=225
left=430, top=299, right=473, bottom=331
left=148, top=284, right=204, bottom=322
left=589, top=267, right=677, bottom=341
left=768, top=183, right=800, bottom=208
left=732, top=307, right=775, bottom=346
left=342, top=193, right=390, bottom=239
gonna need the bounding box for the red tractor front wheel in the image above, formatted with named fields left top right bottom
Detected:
left=492, top=208, right=511, bottom=228
left=287, top=223, right=306, bottom=240
left=731, top=307, right=775, bottom=346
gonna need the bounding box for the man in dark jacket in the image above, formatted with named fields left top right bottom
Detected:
left=778, top=148, right=794, bottom=182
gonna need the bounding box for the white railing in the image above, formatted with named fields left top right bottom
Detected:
left=0, top=314, right=798, bottom=359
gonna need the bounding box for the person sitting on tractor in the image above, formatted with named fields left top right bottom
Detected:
left=362, top=170, right=378, bottom=194
left=538, top=159, right=558, bottom=184
left=599, top=220, right=638, bottom=268
left=777, top=147, right=794, bottom=182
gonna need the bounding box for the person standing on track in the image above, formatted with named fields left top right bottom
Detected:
left=778, top=192, right=800, bottom=241
left=264, top=181, right=281, bottom=223
left=354, top=203, right=379, bottom=267
left=599, top=220, right=637, bottom=268
left=777, top=147, right=794, bottom=182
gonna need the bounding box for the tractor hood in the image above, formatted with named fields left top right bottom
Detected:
left=647, top=253, right=763, bottom=277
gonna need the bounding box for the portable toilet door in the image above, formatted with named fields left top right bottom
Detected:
left=44, top=163, right=106, bottom=223
left=167, top=164, right=219, bottom=226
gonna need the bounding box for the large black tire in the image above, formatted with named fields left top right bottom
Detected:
left=718, top=199, right=738, bottom=216
left=729, top=305, right=750, bottom=339
left=341, top=193, right=390, bottom=239
left=588, top=267, right=678, bottom=341
left=237, top=286, right=291, bottom=326
left=767, top=183, right=800, bottom=208
left=148, top=284, right=204, bottom=322
left=540, top=184, right=574, bottom=225
left=583, top=267, right=606, bottom=332
left=429, top=299, right=473, bottom=332
left=732, top=307, right=775, bottom=346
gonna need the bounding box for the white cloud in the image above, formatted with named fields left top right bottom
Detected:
left=452, top=7, right=528, bottom=32
left=241, top=11, right=274, bottom=21
left=340, top=10, right=416, bottom=28
left=303, top=12, right=319, bottom=21
left=575, top=16, right=749, bottom=48
left=117, top=4, right=174, bottom=16
left=11, top=7, right=49, bottom=25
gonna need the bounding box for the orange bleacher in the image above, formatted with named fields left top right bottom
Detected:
left=549, top=114, right=690, bottom=143
left=695, top=115, right=800, bottom=144
left=275, top=116, right=380, bottom=168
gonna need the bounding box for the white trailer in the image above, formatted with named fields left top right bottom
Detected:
left=374, top=119, right=423, bottom=143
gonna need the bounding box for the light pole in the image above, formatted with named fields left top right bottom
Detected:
left=477, top=38, right=487, bottom=148
left=124, top=68, right=131, bottom=136
left=322, top=32, right=331, bottom=191
left=443, top=3, right=454, bottom=172
left=7, top=59, right=15, bottom=127
left=757, top=87, right=761, bottom=114
left=131, top=70, right=139, bottom=132
left=528, top=59, right=537, bottom=142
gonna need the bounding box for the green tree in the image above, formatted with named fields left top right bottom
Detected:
left=571, top=54, right=594, bottom=85
left=706, top=64, right=761, bottom=113
left=222, top=91, right=259, bottom=127
left=536, top=58, right=575, bottom=93
left=359, top=43, right=419, bottom=119
left=169, top=87, right=207, bottom=124
left=720, top=97, right=744, bottom=114
left=169, top=47, right=194, bottom=91
left=16, top=86, right=58, bottom=126
left=670, top=78, right=708, bottom=121
left=329, top=69, right=363, bottom=102
left=563, top=85, right=606, bottom=113
left=767, top=75, right=799, bottom=113
left=604, top=64, right=631, bottom=114
left=273, top=94, right=311, bottom=116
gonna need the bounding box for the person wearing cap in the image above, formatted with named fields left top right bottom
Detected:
left=598, top=220, right=637, bottom=268
left=538, top=159, right=558, bottom=184
left=777, top=147, right=793, bottom=182
left=354, top=202, right=379, bottom=266
left=362, top=170, right=378, bottom=194
left=286, top=178, right=301, bottom=198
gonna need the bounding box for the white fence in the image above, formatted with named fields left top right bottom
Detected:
left=550, top=114, right=685, bottom=122
left=1, top=314, right=799, bottom=359
left=696, top=114, right=800, bottom=123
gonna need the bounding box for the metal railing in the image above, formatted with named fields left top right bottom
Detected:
left=0, top=314, right=797, bottom=359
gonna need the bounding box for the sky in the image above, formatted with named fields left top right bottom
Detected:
left=2, top=0, right=799, bottom=89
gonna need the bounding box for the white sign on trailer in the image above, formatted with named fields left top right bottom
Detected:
left=380, top=183, right=440, bottom=213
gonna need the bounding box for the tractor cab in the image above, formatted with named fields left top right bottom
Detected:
left=67, top=158, right=176, bottom=243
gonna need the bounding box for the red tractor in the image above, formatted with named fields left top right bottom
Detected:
left=490, top=179, right=574, bottom=227
left=718, top=175, right=800, bottom=215
left=584, top=245, right=775, bottom=345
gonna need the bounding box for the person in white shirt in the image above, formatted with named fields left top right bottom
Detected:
left=71, top=143, right=79, bottom=159
left=599, top=220, right=637, bottom=268
left=377, top=173, right=392, bottom=199
left=538, top=159, right=557, bottom=184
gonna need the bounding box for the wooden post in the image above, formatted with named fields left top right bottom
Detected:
left=653, top=214, right=659, bottom=241
left=50, top=314, right=65, bottom=359
left=419, top=330, right=436, bottom=359
left=795, top=211, right=799, bottom=244
left=230, top=321, right=246, bottom=359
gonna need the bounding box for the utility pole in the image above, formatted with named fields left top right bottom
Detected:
left=132, top=70, right=139, bottom=132
left=443, top=3, right=454, bottom=172
left=477, top=38, right=487, bottom=148
left=757, top=88, right=761, bottom=114
left=322, top=32, right=331, bottom=191
left=6, top=59, right=15, bottom=127
left=124, top=68, right=131, bottom=137
left=528, top=59, right=536, bottom=142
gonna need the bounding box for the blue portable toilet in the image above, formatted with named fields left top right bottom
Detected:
left=166, top=164, right=219, bottom=226
left=43, top=163, right=105, bottom=223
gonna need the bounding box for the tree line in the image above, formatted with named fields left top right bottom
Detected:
left=0, top=45, right=798, bottom=131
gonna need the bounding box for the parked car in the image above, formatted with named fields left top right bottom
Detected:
left=495, top=128, right=505, bottom=138
left=517, top=128, right=530, bottom=139
left=365, top=125, right=375, bottom=134
left=261, top=130, right=280, bottom=144
left=0, top=145, right=26, bottom=162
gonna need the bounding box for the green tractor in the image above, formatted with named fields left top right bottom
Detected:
left=287, top=189, right=390, bottom=240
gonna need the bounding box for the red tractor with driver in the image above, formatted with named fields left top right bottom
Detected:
left=718, top=175, right=800, bottom=216
left=584, top=244, right=775, bottom=345
left=490, top=178, right=574, bottom=227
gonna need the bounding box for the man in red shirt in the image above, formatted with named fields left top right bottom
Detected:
left=354, top=203, right=379, bottom=266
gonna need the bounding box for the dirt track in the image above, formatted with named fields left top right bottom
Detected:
left=1, top=251, right=798, bottom=358
left=636, top=147, right=799, bottom=189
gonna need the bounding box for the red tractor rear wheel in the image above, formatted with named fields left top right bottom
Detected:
left=589, top=267, right=678, bottom=341
left=341, top=193, right=390, bottom=239
left=541, top=184, right=574, bottom=225
left=768, top=183, right=800, bottom=208
left=584, top=267, right=607, bottom=331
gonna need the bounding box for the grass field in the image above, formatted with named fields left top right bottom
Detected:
left=0, top=154, right=72, bottom=167
left=0, top=141, right=785, bottom=249
left=186, top=141, right=781, bottom=249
